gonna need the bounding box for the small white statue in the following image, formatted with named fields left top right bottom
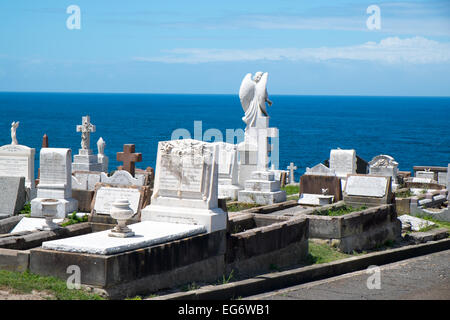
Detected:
left=11, top=121, right=19, bottom=145
left=97, top=137, right=105, bottom=155
left=239, top=72, right=273, bottom=130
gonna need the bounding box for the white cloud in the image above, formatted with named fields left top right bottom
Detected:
left=133, top=37, right=450, bottom=64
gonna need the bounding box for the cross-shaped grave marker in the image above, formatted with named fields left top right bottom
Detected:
left=76, top=115, right=96, bottom=150
left=117, top=144, right=142, bottom=177
left=287, top=162, right=298, bottom=184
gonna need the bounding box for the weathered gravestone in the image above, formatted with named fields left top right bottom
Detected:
left=90, top=183, right=151, bottom=224
left=214, top=142, right=241, bottom=200
left=369, top=154, right=399, bottom=190
left=31, top=148, right=78, bottom=218
left=0, top=177, right=26, bottom=219
left=299, top=174, right=342, bottom=203
left=100, top=170, right=145, bottom=186
left=416, top=170, right=435, bottom=181
left=305, top=163, right=336, bottom=176
left=329, top=149, right=356, bottom=178
left=343, top=174, right=393, bottom=207
left=141, top=139, right=227, bottom=233
left=0, top=142, right=35, bottom=199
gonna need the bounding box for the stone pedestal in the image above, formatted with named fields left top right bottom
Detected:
left=238, top=171, right=286, bottom=205
left=72, top=149, right=103, bottom=172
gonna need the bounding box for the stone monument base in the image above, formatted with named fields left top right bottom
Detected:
left=72, top=149, right=103, bottom=172
left=238, top=171, right=286, bottom=205
left=31, top=198, right=78, bottom=219
left=141, top=204, right=227, bottom=233
left=218, top=179, right=242, bottom=200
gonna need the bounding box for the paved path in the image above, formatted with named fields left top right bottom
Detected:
left=247, top=249, right=450, bottom=300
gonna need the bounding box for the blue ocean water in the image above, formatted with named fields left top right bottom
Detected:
left=0, top=92, right=449, bottom=177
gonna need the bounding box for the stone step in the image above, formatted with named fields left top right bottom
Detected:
left=244, top=180, right=280, bottom=192
left=250, top=171, right=275, bottom=181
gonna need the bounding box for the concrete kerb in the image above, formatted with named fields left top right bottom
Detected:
left=151, top=237, right=450, bottom=300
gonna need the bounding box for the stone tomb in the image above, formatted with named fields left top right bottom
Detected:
left=0, top=177, right=26, bottom=219
left=41, top=221, right=205, bottom=255
left=72, top=116, right=103, bottom=172
left=31, top=148, right=78, bottom=218
left=141, top=139, right=227, bottom=233
left=343, top=174, right=393, bottom=207
left=0, top=144, right=35, bottom=199
left=91, top=183, right=151, bottom=223
left=215, top=142, right=241, bottom=200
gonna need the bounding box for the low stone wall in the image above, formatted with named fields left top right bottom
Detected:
left=306, top=204, right=401, bottom=253
left=226, top=215, right=309, bottom=277
left=0, top=215, right=23, bottom=234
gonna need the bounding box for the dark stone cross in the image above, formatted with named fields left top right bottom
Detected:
left=116, top=144, right=142, bottom=177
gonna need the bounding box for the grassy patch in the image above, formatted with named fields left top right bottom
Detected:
left=217, top=270, right=234, bottom=285
left=227, top=202, right=261, bottom=212
left=281, top=185, right=299, bottom=195
left=61, top=212, right=88, bottom=227
left=395, top=190, right=413, bottom=198
left=314, top=205, right=367, bottom=217
left=0, top=270, right=104, bottom=300
left=414, top=214, right=450, bottom=232
left=19, top=202, right=31, bottom=216
left=307, top=241, right=351, bottom=264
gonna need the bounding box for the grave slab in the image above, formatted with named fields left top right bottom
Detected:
left=41, top=221, right=206, bottom=255
left=10, top=217, right=64, bottom=233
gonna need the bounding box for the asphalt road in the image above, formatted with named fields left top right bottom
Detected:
left=247, top=249, right=450, bottom=300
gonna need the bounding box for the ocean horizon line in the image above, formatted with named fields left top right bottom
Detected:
left=1, top=91, right=449, bottom=99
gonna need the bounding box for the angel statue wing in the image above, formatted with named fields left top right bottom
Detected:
left=239, top=73, right=255, bottom=113
left=255, top=72, right=269, bottom=116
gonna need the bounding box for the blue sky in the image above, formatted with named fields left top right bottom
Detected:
left=0, top=0, right=449, bottom=95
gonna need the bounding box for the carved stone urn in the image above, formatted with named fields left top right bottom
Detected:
left=38, top=199, right=60, bottom=231
left=109, top=199, right=135, bottom=238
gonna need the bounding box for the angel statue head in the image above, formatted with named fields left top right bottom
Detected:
left=253, top=71, right=264, bottom=82
left=239, top=72, right=273, bottom=130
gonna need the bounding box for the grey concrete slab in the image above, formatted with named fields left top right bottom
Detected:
left=248, top=249, right=450, bottom=300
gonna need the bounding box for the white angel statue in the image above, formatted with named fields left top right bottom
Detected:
left=11, top=121, right=19, bottom=145
left=239, top=72, right=273, bottom=130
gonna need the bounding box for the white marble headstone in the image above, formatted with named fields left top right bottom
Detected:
left=93, top=185, right=141, bottom=215
left=31, top=148, right=78, bottom=218
left=0, top=144, right=35, bottom=190
left=344, top=175, right=389, bottom=198
left=141, top=139, right=227, bottom=233
left=329, top=149, right=356, bottom=177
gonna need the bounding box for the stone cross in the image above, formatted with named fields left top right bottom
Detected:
left=76, top=115, right=96, bottom=150
left=117, top=144, right=142, bottom=177
left=287, top=162, right=297, bottom=184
